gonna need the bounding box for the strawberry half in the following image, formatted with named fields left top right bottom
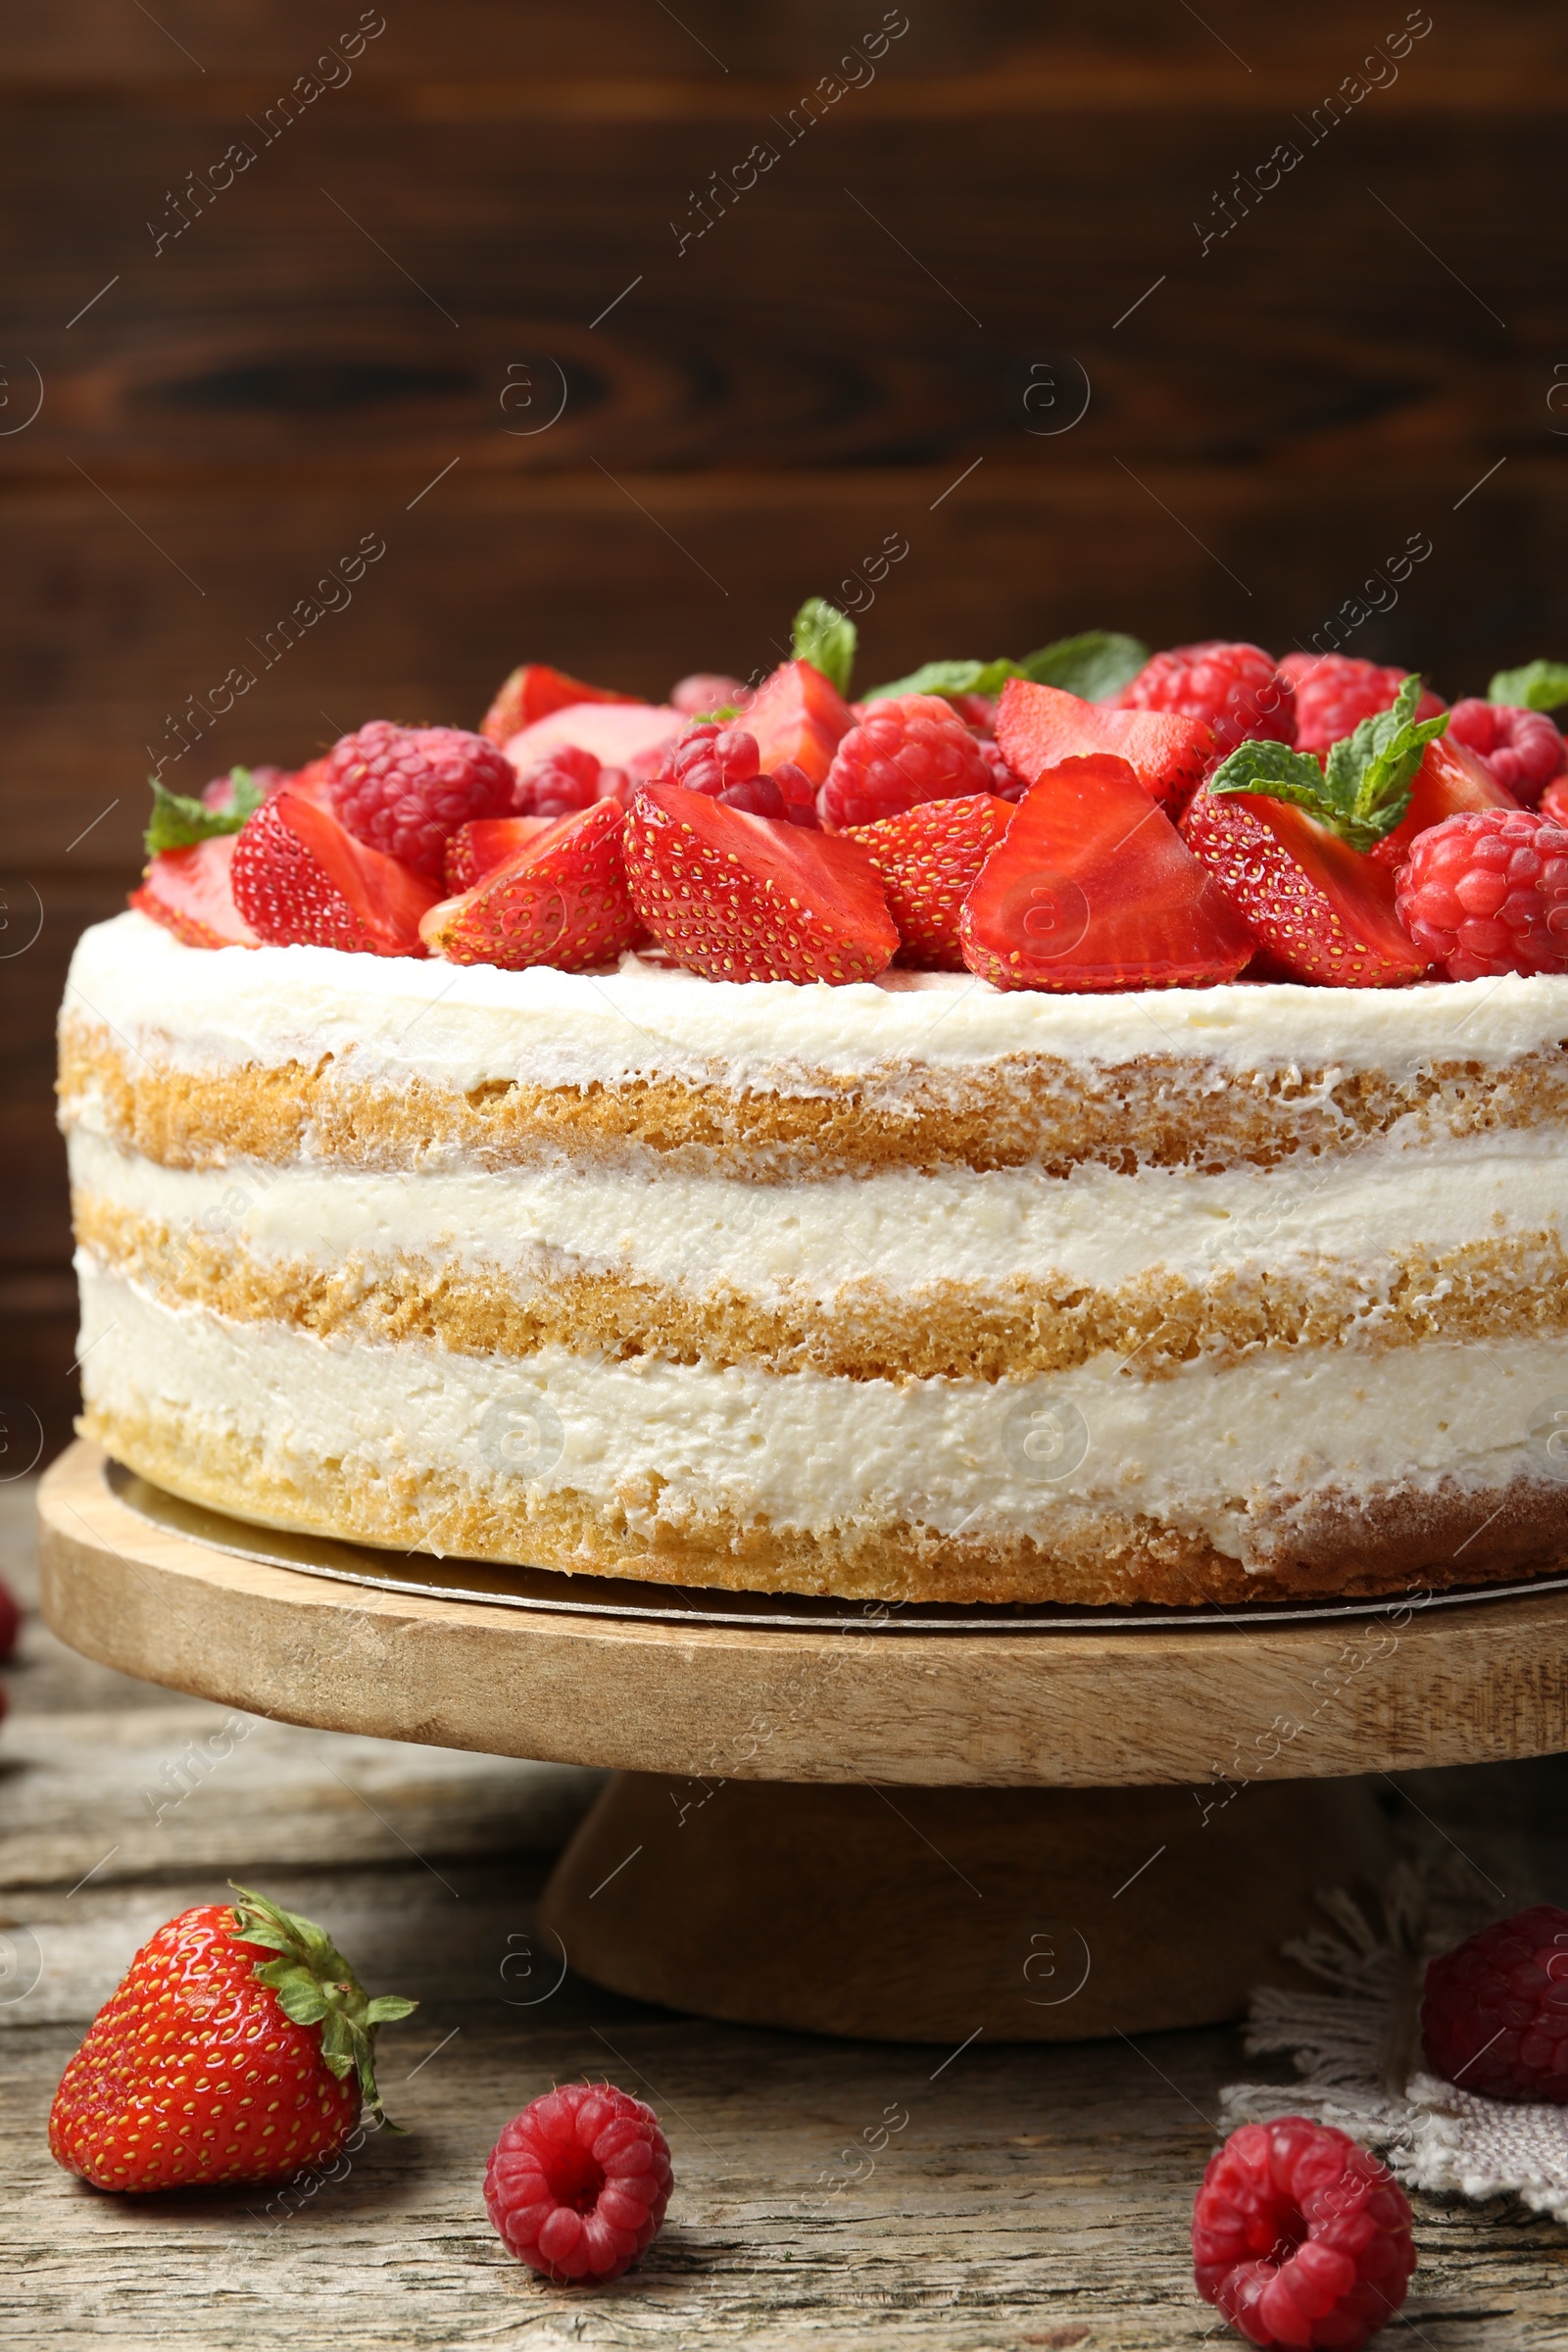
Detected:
left=422, top=801, right=642, bottom=971
left=624, top=779, right=898, bottom=984
left=846, top=793, right=1014, bottom=969
left=230, top=792, right=439, bottom=956
left=745, top=658, right=858, bottom=787
left=960, top=756, right=1252, bottom=993
left=1369, top=733, right=1517, bottom=870
left=130, top=836, right=260, bottom=950
left=480, top=662, right=637, bottom=746
left=444, top=814, right=554, bottom=895
left=995, top=678, right=1213, bottom=811
left=1183, top=793, right=1427, bottom=986
left=49, top=1883, right=415, bottom=2193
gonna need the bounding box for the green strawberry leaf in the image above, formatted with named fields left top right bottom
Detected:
left=1208, top=673, right=1448, bottom=852
left=860, top=657, right=1024, bottom=703
left=791, top=598, right=857, bottom=696
left=1489, top=660, right=1568, bottom=712
left=144, top=768, right=265, bottom=857
left=228, top=1881, right=416, bottom=2127
left=1019, top=630, right=1150, bottom=703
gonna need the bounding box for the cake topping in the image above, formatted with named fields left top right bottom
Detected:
left=1114, top=637, right=1298, bottom=759
left=846, top=791, right=1013, bottom=969
left=422, top=799, right=642, bottom=972
left=443, top=812, right=554, bottom=895
left=479, top=660, right=637, bottom=746
left=230, top=790, right=439, bottom=956
left=511, top=742, right=628, bottom=818
left=623, top=777, right=898, bottom=983
left=650, top=720, right=819, bottom=826
left=1446, top=696, right=1567, bottom=805
left=993, top=674, right=1212, bottom=810
left=324, top=719, right=514, bottom=881
left=1278, top=650, right=1446, bottom=754
left=1395, top=807, right=1568, bottom=982
left=128, top=834, right=260, bottom=950
left=1183, top=788, right=1429, bottom=989
left=819, top=692, right=996, bottom=828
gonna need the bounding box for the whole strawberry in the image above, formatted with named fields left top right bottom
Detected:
left=326, top=721, right=514, bottom=880
left=1117, top=640, right=1296, bottom=759
left=49, top=1884, right=415, bottom=2193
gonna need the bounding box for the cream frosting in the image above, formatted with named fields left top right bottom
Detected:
left=63, top=911, right=1568, bottom=1102
left=74, top=1264, right=1563, bottom=1570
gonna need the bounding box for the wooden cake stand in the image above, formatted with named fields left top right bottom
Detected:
left=36, top=1440, right=1568, bottom=2043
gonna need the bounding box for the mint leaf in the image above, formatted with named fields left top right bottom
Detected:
left=1489, top=660, right=1568, bottom=712
left=144, top=767, right=265, bottom=856
left=1208, top=672, right=1448, bottom=852
left=861, top=657, right=1024, bottom=703
left=1020, top=630, right=1149, bottom=703
left=791, top=598, right=857, bottom=696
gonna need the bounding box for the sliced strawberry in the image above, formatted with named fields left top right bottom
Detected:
left=1369, top=734, right=1518, bottom=870
left=1544, top=775, right=1568, bottom=826
left=846, top=794, right=1014, bottom=969
left=230, top=792, right=438, bottom=956
left=444, top=814, right=555, bottom=895
left=624, top=779, right=897, bottom=985
left=1182, top=790, right=1426, bottom=987
left=744, top=658, right=857, bottom=788
left=422, top=802, right=641, bottom=972
left=960, top=756, right=1252, bottom=994
left=130, top=836, right=260, bottom=950
left=501, top=700, right=681, bottom=782
left=995, top=678, right=1213, bottom=811
left=480, top=663, right=637, bottom=746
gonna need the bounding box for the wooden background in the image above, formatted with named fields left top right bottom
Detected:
left=5, top=1, right=1568, bottom=1451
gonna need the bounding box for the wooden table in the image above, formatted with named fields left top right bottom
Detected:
left=5, top=1478, right=1568, bottom=2349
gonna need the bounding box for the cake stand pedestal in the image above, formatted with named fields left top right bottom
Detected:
left=37, top=1441, right=1568, bottom=2042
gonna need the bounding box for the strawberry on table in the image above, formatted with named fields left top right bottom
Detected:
left=325, top=722, right=514, bottom=882
left=1278, top=652, right=1446, bottom=755
left=846, top=793, right=1014, bottom=968
left=1116, top=639, right=1297, bottom=759
left=49, top=1884, right=415, bottom=2193
left=423, top=800, right=642, bottom=972
left=480, top=663, right=638, bottom=746
left=231, top=792, right=439, bottom=956
left=994, top=678, right=1212, bottom=812
left=1181, top=674, right=1446, bottom=986
left=624, top=779, right=898, bottom=984
left=959, top=752, right=1253, bottom=993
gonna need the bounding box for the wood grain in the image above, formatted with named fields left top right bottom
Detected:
left=36, top=1441, right=1568, bottom=1789
left=6, top=1476, right=1568, bottom=2347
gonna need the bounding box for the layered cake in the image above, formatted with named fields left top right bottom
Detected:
left=59, top=619, right=1568, bottom=1604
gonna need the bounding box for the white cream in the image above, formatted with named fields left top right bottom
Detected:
left=63, top=910, right=1568, bottom=1104
left=67, top=1125, right=1568, bottom=1301
left=75, top=1264, right=1567, bottom=1569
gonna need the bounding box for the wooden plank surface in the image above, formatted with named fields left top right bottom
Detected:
left=7, top=1478, right=1568, bottom=2348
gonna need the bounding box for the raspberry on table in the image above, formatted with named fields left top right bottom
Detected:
left=1116, top=641, right=1296, bottom=759
left=484, top=2082, right=673, bottom=2283
left=1277, top=654, right=1446, bottom=756
left=819, top=693, right=995, bottom=828
left=1421, top=1903, right=1568, bottom=2102
left=1394, top=807, right=1568, bottom=981
left=1192, top=2116, right=1415, bottom=2351
left=1446, top=699, right=1566, bottom=807
left=651, top=721, right=818, bottom=826
left=513, top=743, right=629, bottom=818
left=325, top=720, right=515, bottom=880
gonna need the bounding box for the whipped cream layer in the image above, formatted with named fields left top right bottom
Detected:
left=74, top=1264, right=1565, bottom=1572
left=64, top=911, right=1568, bottom=1101
left=66, top=1124, right=1568, bottom=1302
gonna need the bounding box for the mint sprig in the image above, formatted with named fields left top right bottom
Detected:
left=1488, top=660, right=1568, bottom=712
left=145, top=767, right=266, bottom=857
left=1018, top=629, right=1150, bottom=703
left=791, top=598, right=857, bottom=696
left=862, top=656, right=1023, bottom=702
left=1207, top=673, right=1449, bottom=852
left=229, top=1882, right=416, bottom=2126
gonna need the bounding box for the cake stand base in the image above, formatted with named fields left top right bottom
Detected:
left=538, top=1770, right=1392, bottom=2042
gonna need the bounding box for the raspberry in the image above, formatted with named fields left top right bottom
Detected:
left=1421, top=1903, right=1568, bottom=2102
left=650, top=722, right=818, bottom=827
left=1117, top=641, right=1296, bottom=759
left=513, top=744, right=629, bottom=818
left=325, top=721, right=514, bottom=881
left=484, top=2082, right=673, bottom=2283
left=819, top=693, right=994, bottom=829
left=977, top=738, right=1029, bottom=801
left=1277, top=655, right=1446, bottom=757
left=1446, top=699, right=1565, bottom=807
left=670, top=671, right=750, bottom=716
left=1193, top=2117, right=1415, bottom=2351
left=1394, top=808, right=1568, bottom=981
